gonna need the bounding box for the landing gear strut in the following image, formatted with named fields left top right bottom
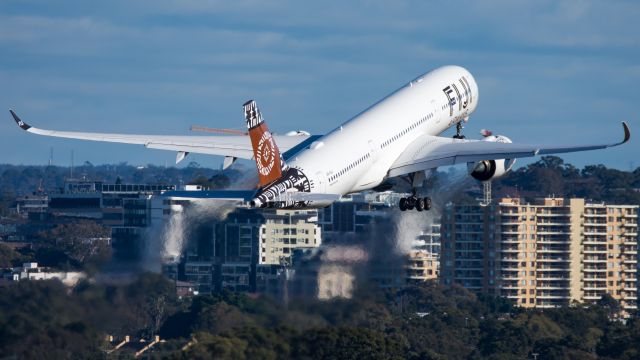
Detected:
left=399, top=194, right=432, bottom=212
left=453, top=122, right=466, bottom=139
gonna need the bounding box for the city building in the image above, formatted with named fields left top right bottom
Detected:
left=15, top=194, right=48, bottom=215
left=406, top=224, right=441, bottom=283
left=259, top=209, right=322, bottom=265
left=287, top=246, right=363, bottom=300
left=318, top=192, right=394, bottom=242
left=441, top=197, right=638, bottom=313
left=45, top=180, right=174, bottom=260
left=0, top=262, right=85, bottom=286
left=255, top=264, right=290, bottom=300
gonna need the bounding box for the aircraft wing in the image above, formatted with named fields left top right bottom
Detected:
left=9, top=110, right=317, bottom=161
left=388, top=122, right=630, bottom=178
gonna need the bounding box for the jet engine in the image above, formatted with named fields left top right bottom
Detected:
left=467, top=133, right=516, bottom=181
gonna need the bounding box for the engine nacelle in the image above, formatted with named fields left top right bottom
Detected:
left=467, top=134, right=516, bottom=181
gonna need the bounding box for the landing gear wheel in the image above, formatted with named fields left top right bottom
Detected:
left=406, top=197, right=415, bottom=210
left=416, top=197, right=425, bottom=212
left=399, top=198, right=407, bottom=211
left=424, top=197, right=432, bottom=211
left=453, top=122, right=466, bottom=139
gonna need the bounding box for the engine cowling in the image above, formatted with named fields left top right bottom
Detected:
left=467, top=134, right=516, bottom=181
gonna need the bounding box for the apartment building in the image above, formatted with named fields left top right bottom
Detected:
left=441, top=197, right=638, bottom=313
left=259, top=209, right=322, bottom=265
left=406, top=224, right=441, bottom=283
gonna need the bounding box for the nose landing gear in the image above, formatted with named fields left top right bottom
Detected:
left=399, top=195, right=432, bottom=212
left=453, top=122, right=466, bottom=139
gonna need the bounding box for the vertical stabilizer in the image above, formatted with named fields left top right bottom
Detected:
left=244, top=100, right=286, bottom=187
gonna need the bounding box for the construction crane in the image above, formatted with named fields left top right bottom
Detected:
left=479, top=181, right=491, bottom=207
left=189, top=125, right=247, bottom=136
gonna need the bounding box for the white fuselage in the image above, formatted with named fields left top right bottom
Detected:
left=287, top=65, right=479, bottom=205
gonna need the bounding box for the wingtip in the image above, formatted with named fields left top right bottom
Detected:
left=622, top=121, right=631, bottom=144
left=9, top=109, right=31, bottom=130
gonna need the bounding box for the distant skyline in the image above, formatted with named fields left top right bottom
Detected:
left=1, top=1, right=638, bottom=170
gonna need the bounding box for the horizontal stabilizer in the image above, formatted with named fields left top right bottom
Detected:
left=273, top=192, right=341, bottom=202
left=163, top=190, right=256, bottom=201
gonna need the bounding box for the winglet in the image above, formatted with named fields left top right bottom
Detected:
left=9, top=109, right=31, bottom=130
left=621, top=121, right=631, bottom=144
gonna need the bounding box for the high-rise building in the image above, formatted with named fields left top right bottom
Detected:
left=406, top=224, right=441, bottom=283
left=441, top=197, right=638, bottom=313
left=318, top=193, right=393, bottom=242
left=35, top=180, right=174, bottom=260
left=259, top=209, right=322, bottom=265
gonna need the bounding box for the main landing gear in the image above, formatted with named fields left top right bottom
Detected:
left=399, top=195, right=432, bottom=212
left=453, top=122, right=466, bottom=139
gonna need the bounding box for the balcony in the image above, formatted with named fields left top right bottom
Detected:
left=583, top=276, right=606, bottom=280
left=500, top=285, right=522, bottom=290
left=538, top=257, right=570, bottom=262
left=583, top=232, right=607, bottom=236
left=537, top=239, right=571, bottom=245
left=583, top=242, right=607, bottom=247
left=538, top=248, right=570, bottom=253
left=500, top=220, right=522, bottom=225
left=582, top=286, right=606, bottom=291
left=537, top=212, right=571, bottom=217
left=537, top=276, right=570, bottom=281
left=537, top=222, right=571, bottom=226
left=537, top=284, right=570, bottom=290
left=584, top=221, right=607, bottom=227
left=582, top=249, right=607, bottom=254
left=584, top=211, right=607, bottom=217
left=537, top=294, right=571, bottom=299
left=537, top=266, right=570, bottom=271
left=500, top=276, right=521, bottom=280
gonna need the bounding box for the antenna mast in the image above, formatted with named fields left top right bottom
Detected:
left=70, top=150, right=74, bottom=179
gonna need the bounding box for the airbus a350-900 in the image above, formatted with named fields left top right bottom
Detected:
left=10, top=65, right=631, bottom=210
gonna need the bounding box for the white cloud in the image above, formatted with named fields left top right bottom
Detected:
left=0, top=0, right=638, bottom=167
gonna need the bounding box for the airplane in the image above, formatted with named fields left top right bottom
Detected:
left=10, top=65, right=631, bottom=211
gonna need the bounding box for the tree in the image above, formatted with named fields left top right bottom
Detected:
left=0, top=243, right=29, bottom=267
left=597, top=293, right=622, bottom=316
left=40, top=221, right=112, bottom=268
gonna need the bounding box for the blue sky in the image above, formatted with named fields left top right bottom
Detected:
left=1, top=0, right=638, bottom=170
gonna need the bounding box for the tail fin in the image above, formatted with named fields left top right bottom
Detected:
left=244, top=100, right=286, bottom=187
